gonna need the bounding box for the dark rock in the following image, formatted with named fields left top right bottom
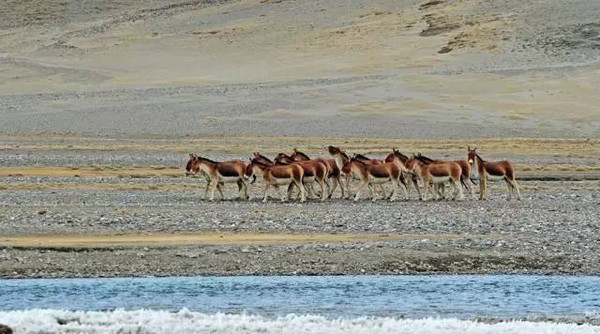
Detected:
left=0, top=324, right=13, bottom=334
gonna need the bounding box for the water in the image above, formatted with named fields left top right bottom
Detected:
left=1, top=275, right=599, bottom=333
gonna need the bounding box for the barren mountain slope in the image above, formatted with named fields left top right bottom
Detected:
left=1, top=0, right=599, bottom=138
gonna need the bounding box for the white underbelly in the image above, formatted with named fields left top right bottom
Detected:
left=218, top=176, right=240, bottom=183
left=303, top=176, right=315, bottom=183
left=271, top=178, right=292, bottom=185
left=430, top=175, right=451, bottom=183
left=486, top=174, right=505, bottom=181
left=369, top=177, right=390, bottom=184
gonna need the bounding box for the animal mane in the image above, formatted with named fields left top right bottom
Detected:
left=414, top=155, right=432, bottom=165
left=255, top=153, right=273, bottom=163
left=354, top=153, right=371, bottom=160
left=251, top=159, right=270, bottom=167
left=475, top=152, right=486, bottom=162
left=417, top=154, right=436, bottom=163
left=340, top=150, right=350, bottom=160
left=350, top=157, right=366, bottom=165
left=394, top=151, right=409, bottom=160
left=294, top=150, right=311, bottom=160
left=277, top=152, right=292, bottom=159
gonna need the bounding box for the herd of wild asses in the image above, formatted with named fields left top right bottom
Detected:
left=185, top=146, right=521, bottom=202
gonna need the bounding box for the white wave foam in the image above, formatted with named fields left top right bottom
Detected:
left=1, top=309, right=599, bottom=334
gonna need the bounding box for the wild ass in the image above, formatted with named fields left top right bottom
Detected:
left=245, top=158, right=307, bottom=202
left=185, top=154, right=249, bottom=201
left=327, top=146, right=388, bottom=199
left=467, top=147, right=521, bottom=200
left=185, top=154, right=224, bottom=199
left=406, top=155, right=464, bottom=201
left=342, top=154, right=408, bottom=202
left=274, top=152, right=329, bottom=201
left=415, top=152, right=476, bottom=198
left=384, top=148, right=421, bottom=199
left=290, top=148, right=344, bottom=199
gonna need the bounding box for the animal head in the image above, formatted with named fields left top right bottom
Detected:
left=244, top=158, right=258, bottom=183
left=467, top=146, right=478, bottom=164
left=327, top=145, right=342, bottom=155
left=341, top=159, right=354, bottom=175
left=385, top=148, right=408, bottom=163
left=404, top=154, right=420, bottom=172
left=185, top=154, right=199, bottom=175
left=274, top=153, right=293, bottom=164
left=291, top=148, right=310, bottom=161
left=252, top=151, right=273, bottom=165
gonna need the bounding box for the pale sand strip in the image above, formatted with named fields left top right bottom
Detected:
left=0, top=233, right=484, bottom=249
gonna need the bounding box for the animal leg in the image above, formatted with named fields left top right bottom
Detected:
left=204, top=181, right=211, bottom=200
left=479, top=176, right=486, bottom=200
left=423, top=182, right=430, bottom=201
left=242, top=179, right=249, bottom=200
left=287, top=183, right=296, bottom=200
left=323, top=177, right=332, bottom=199
left=354, top=180, right=368, bottom=201
left=278, top=185, right=287, bottom=202
left=454, top=179, right=464, bottom=200
left=345, top=176, right=353, bottom=199
left=512, top=179, right=521, bottom=200
left=293, top=178, right=307, bottom=202
left=377, top=184, right=386, bottom=200
left=262, top=184, right=270, bottom=203
left=412, top=176, right=422, bottom=200
left=504, top=177, right=513, bottom=200
left=435, top=183, right=444, bottom=200
left=236, top=180, right=243, bottom=199
left=328, top=177, right=338, bottom=199
left=209, top=179, right=220, bottom=201
left=390, top=180, right=399, bottom=202
left=318, top=178, right=327, bottom=202
left=369, top=183, right=377, bottom=202
left=306, top=182, right=316, bottom=199
left=335, top=176, right=344, bottom=199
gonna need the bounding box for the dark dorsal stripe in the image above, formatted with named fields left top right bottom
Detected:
left=198, top=156, right=217, bottom=164
left=475, top=153, right=486, bottom=162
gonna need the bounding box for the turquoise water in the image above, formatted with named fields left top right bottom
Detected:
left=1, top=275, right=599, bottom=319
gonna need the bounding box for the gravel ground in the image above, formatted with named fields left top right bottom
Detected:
left=1, top=176, right=598, bottom=278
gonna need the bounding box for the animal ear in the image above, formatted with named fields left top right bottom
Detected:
left=293, top=147, right=298, bottom=152
left=467, top=145, right=470, bottom=151
left=474, top=147, right=477, bottom=151
left=189, top=153, right=194, bottom=157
